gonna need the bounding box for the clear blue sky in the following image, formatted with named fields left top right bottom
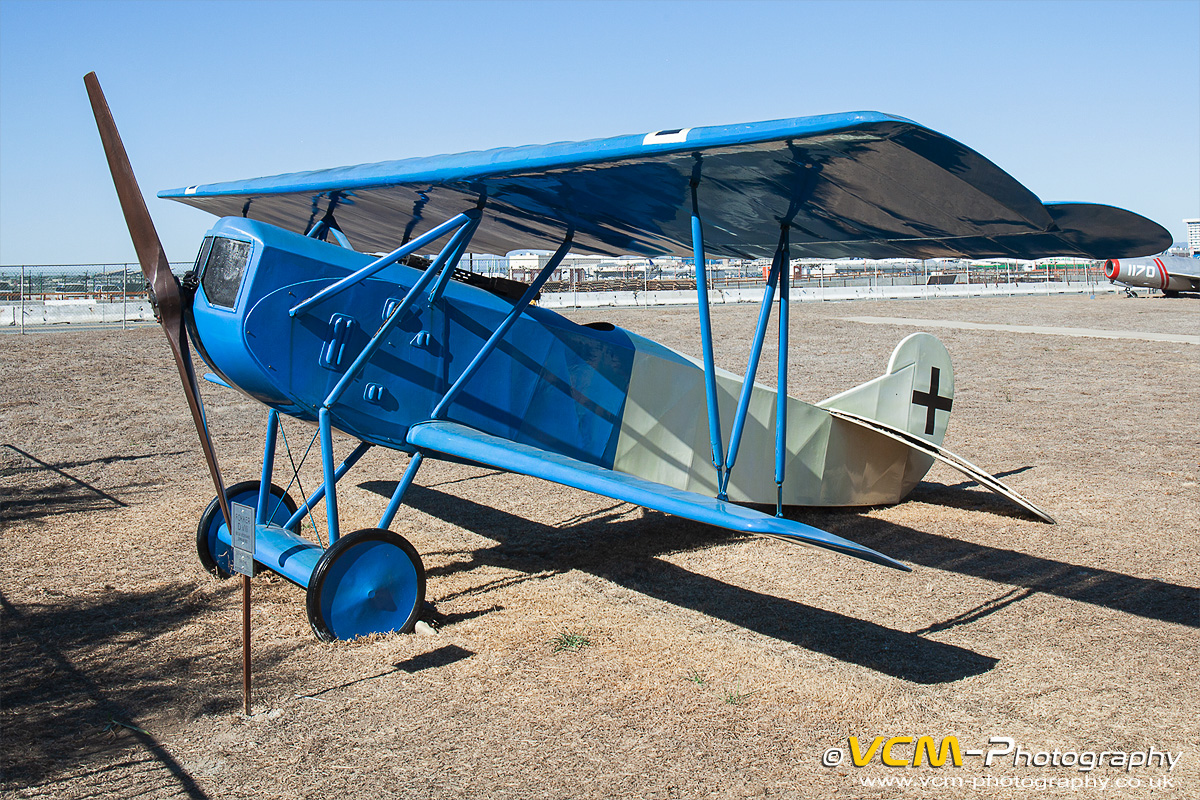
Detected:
left=1, top=0, right=1196, bottom=265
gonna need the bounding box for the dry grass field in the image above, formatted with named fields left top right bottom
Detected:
left=2, top=293, right=1197, bottom=799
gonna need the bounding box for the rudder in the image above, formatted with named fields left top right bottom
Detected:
left=817, top=333, right=954, bottom=447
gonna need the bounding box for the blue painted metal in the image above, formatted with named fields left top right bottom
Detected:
left=286, top=437, right=373, bottom=538
left=690, top=186, right=724, bottom=484
left=426, top=215, right=480, bottom=306
left=188, top=219, right=371, bottom=412
left=257, top=409, right=280, bottom=520
left=318, top=408, right=340, bottom=543
left=327, top=227, right=351, bottom=249
left=429, top=228, right=575, bottom=421
left=211, top=520, right=324, bottom=588
left=721, top=242, right=782, bottom=498
left=163, top=113, right=1171, bottom=261
left=321, top=215, right=481, bottom=411
left=205, top=217, right=634, bottom=465
left=182, top=209, right=907, bottom=633
left=319, top=315, right=357, bottom=370
left=407, top=420, right=909, bottom=571
left=307, top=220, right=351, bottom=249
left=201, top=482, right=301, bottom=578
left=289, top=212, right=474, bottom=317
left=308, top=530, right=423, bottom=639
left=379, top=453, right=423, bottom=530
left=775, top=226, right=790, bottom=518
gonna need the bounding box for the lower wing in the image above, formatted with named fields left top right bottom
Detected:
left=406, top=420, right=909, bottom=571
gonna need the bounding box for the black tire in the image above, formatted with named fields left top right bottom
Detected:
left=306, top=528, right=426, bottom=641
left=196, top=480, right=298, bottom=578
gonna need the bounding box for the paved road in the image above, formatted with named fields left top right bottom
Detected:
left=839, top=316, right=1200, bottom=345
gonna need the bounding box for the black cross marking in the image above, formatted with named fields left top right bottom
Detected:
left=912, top=366, right=953, bottom=435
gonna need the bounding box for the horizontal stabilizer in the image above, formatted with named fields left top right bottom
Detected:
left=825, top=408, right=1055, bottom=523
left=407, top=420, right=909, bottom=571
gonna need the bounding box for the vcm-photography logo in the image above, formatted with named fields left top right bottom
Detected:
left=821, top=736, right=1183, bottom=772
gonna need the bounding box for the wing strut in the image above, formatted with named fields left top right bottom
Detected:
left=691, top=180, right=725, bottom=489
left=290, top=211, right=478, bottom=317
left=373, top=225, right=576, bottom=530
left=305, top=211, right=482, bottom=543
left=691, top=184, right=795, bottom=512
left=320, top=212, right=482, bottom=412
left=430, top=227, right=576, bottom=420
left=774, top=225, right=790, bottom=516
left=721, top=225, right=791, bottom=500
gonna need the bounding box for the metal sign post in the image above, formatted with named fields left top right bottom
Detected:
left=230, top=502, right=255, bottom=715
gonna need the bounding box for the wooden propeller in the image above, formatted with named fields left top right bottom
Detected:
left=84, top=72, right=230, bottom=526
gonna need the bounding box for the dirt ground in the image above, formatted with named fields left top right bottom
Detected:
left=1, top=292, right=1197, bottom=799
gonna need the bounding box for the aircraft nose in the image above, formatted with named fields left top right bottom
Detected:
left=1104, top=259, right=1118, bottom=279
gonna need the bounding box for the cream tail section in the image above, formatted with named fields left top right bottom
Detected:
left=610, top=332, right=953, bottom=507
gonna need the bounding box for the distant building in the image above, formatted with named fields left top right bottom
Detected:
left=1185, top=219, right=1200, bottom=256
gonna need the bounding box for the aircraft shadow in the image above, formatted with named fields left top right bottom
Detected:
left=0, top=583, right=298, bottom=795
left=781, top=507, right=1199, bottom=629
left=901, top=469, right=1040, bottom=521
left=362, top=480, right=1000, bottom=684
left=297, top=644, right=477, bottom=701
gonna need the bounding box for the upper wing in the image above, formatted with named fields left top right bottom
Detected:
left=160, top=113, right=1170, bottom=261
left=405, top=419, right=909, bottom=571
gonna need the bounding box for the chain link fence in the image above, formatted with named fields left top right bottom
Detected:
left=1, top=258, right=1107, bottom=333
left=0, top=263, right=192, bottom=332
left=542, top=260, right=1106, bottom=293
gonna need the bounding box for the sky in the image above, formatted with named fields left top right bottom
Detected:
left=1, top=0, right=1197, bottom=265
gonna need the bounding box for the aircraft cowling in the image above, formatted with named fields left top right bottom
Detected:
left=1104, top=258, right=1194, bottom=292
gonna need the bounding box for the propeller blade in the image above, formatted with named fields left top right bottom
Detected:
left=85, top=72, right=230, bottom=525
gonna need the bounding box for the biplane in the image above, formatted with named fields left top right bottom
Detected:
left=85, top=73, right=1171, bottom=641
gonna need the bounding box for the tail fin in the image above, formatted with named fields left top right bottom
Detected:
left=817, top=333, right=954, bottom=447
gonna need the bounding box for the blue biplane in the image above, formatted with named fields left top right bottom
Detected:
left=86, top=73, right=1170, bottom=641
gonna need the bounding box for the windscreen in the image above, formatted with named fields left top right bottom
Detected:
left=200, top=237, right=252, bottom=309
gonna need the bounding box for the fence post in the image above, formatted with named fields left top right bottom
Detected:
left=122, top=263, right=128, bottom=331
left=20, top=265, right=25, bottom=335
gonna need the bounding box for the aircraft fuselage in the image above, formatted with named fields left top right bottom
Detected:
left=1104, top=255, right=1200, bottom=294
left=186, top=217, right=938, bottom=508
left=187, top=217, right=637, bottom=467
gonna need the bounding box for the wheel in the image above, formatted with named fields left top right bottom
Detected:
left=196, top=480, right=299, bottom=578
left=306, top=528, right=426, bottom=641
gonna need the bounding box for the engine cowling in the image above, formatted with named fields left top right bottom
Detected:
left=1104, top=258, right=1194, bottom=292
